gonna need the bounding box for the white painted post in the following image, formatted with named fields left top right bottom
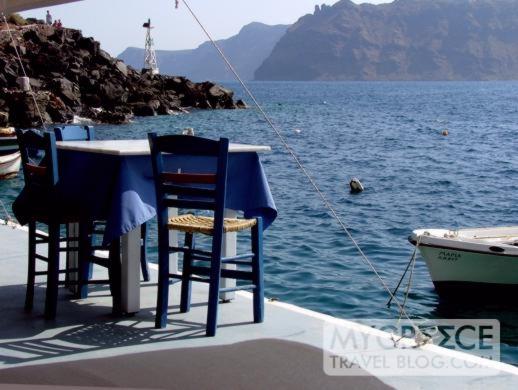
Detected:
left=121, top=226, right=141, bottom=313
left=17, top=76, right=30, bottom=92
left=220, top=209, right=237, bottom=301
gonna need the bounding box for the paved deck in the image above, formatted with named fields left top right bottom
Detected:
left=0, top=222, right=517, bottom=389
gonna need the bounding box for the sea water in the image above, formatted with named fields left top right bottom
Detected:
left=2, top=81, right=518, bottom=364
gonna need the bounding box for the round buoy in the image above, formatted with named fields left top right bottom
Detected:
left=350, top=178, right=364, bottom=194
left=182, top=127, right=195, bottom=136
left=442, top=130, right=449, bottom=136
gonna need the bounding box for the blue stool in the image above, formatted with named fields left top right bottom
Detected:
left=148, top=133, right=264, bottom=336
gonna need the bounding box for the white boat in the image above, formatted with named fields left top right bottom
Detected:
left=0, top=135, right=18, bottom=153
left=0, top=150, right=21, bottom=179
left=0, top=128, right=20, bottom=179
left=409, top=227, right=518, bottom=298
left=0, top=128, right=17, bottom=149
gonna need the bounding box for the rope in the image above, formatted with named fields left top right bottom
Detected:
left=391, top=238, right=434, bottom=347
left=399, top=238, right=418, bottom=320
left=0, top=199, right=14, bottom=226
left=387, top=235, right=421, bottom=308
left=1, top=13, right=47, bottom=130
left=177, top=0, right=429, bottom=344
left=389, top=236, right=434, bottom=348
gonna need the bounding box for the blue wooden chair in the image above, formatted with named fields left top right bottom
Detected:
left=54, top=125, right=95, bottom=141
left=15, top=129, right=121, bottom=319
left=148, top=133, right=264, bottom=336
left=54, top=126, right=150, bottom=284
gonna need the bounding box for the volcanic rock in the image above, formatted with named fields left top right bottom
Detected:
left=50, top=77, right=81, bottom=107
left=131, top=103, right=156, bottom=117
left=0, top=111, right=8, bottom=127
left=0, top=24, right=241, bottom=128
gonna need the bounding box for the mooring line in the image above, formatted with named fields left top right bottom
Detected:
left=177, top=0, right=428, bottom=344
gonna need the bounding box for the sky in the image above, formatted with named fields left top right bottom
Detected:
left=21, top=0, right=391, bottom=56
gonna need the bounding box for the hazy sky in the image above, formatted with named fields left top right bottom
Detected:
left=21, top=0, right=391, bottom=56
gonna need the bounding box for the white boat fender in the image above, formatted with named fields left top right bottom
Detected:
left=17, top=76, right=30, bottom=92
left=350, top=177, right=364, bottom=193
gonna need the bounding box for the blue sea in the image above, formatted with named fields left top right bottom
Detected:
left=2, top=81, right=518, bottom=364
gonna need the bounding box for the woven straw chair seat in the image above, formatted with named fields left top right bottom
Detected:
left=168, top=214, right=257, bottom=235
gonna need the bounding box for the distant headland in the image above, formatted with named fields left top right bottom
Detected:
left=118, top=0, right=518, bottom=82
left=255, top=0, right=518, bottom=81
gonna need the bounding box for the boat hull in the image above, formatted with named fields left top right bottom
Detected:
left=411, top=227, right=518, bottom=300
left=432, top=281, right=518, bottom=300
left=0, top=136, right=18, bottom=156
left=0, top=151, right=21, bottom=179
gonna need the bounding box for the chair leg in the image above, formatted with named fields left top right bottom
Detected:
left=25, top=221, right=37, bottom=311
left=64, top=224, right=71, bottom=288
left=87, top=262, right=94, bottom=281
left=251, top=218, right=264, bottom=323
left=206, top=251, right=223, bottom=337
left=77, top=222, right=91, bottom=299
left=87, top=222, right=96, bottom=281
left=140, top=223, right=150, bottom=282
left=108, top=242, right=115, bottom=298
left=44, top=222, right=60, bottom=320
left=180, top=233, right=194, bottom=313
left=155, top=226, right=170, bottom=329
left=109, top=238, right=122, bottom=315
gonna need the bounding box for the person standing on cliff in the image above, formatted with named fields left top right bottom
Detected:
left=46, top=10, right=52, bottom=25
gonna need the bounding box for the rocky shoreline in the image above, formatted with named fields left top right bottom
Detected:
left=0, top=22, right=244, bottom=129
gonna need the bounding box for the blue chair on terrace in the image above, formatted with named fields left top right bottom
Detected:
left=54, top=125, right=95, bottom=141
left=54, top=125, right=150, bottom=284
left=148, top=133, right=264, bottom=336
left=15, top=129, right=121, bottom=319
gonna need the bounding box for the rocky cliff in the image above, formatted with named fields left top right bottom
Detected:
left=119, top=22, right=289, bottom=81
left=255, top=0, right=518, bottom=81
left=0, top=22, right=242, bottom=129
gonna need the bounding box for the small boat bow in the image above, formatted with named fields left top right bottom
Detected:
left=410, top=226, right=518, bottom=299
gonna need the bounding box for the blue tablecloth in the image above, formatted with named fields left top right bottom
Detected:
left=13, top=149, right=277, bottom=245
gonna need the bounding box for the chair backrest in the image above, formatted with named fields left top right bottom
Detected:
left=16, top=129, right=59, bottom=190
left=148, top=133, right=229, bottom=249
left=54, top=125, right=95, bottom=141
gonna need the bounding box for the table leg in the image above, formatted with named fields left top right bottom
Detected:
left=169, top=208, right=179, bottom=275
left=220, top=209, right=237, bottom=302
left=121, top=226, right=141, bottom=314
left=66, top=222, right=79, bottom=292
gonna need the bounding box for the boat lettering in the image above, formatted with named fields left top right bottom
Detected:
left=438, top=251, right=461, bottom=261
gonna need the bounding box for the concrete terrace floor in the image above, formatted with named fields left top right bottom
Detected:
left=0, top=222, right=517, bottom=389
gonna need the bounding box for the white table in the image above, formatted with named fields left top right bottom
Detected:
left=57, top=139, right=271, bottom=314
left=57, top=139, right=271, bottom=156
